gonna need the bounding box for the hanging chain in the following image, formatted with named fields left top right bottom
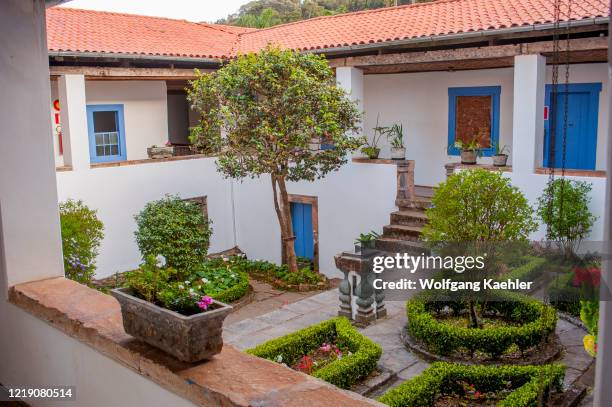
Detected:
left=546, top=0, right=562, bottom=241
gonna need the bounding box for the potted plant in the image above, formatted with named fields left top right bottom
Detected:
left=493, top=143, right=509, bottom=167
left=354, top=230, right=380, bottom=254
left=147, top=140, right=175, bottom=159
left=361, top=116, right=386, bottom=159
left=112, top=255, right=232, bottom=362
left=454, top=139, right=482, bottom=165
left=385, top=123, right=405, bottom=160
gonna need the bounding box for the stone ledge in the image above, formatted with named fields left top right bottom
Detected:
left=9, top=277, right=382, bottom=407
left=90, top=154, right=212, bottom=169
left=445, top=162, right=512, bottom=173
left=352, top=157, right=409, bottom=165
left=534, top=167, right=606, bottom=178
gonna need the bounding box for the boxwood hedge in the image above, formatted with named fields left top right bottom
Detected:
left=406, top=291, right=557, bottom=358
left=209, top=270, right=250, bottom=304
left=379, top=362, right=565, bottom=407
left=246, top=317, right=382, bottom=389
left=500, top=256, right=547, bottom=285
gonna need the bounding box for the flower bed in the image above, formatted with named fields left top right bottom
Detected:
left=231, top=257, right=329, bottom=291
left=378, top=362, right=565, bottom=407
left=246, top=317, right=382, bottom=389
left=406, top=291, right=557, bottom=360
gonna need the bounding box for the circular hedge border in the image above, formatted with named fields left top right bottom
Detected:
left=405, top=290, right=558, bottom=360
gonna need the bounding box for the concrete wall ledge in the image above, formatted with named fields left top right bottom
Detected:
left=8, top=277, right=382, bottom=407
left=352, top=157, right=410, bottom=165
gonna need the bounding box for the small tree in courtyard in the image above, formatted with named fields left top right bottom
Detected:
left=422, top=169, right=538, bottom=327
left=188, top=46, right=362, bottom=273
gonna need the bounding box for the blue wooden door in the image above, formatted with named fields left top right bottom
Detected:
left=290, top=202, right=314, bottom=260
left=544, top=83, right=601, bottom=171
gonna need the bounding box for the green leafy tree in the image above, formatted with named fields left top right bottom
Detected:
left=134, top=195, right=212, bottom=275
left=59, top=199, right=104, bottom=284
left=188, top=46, right=362, bottom=273
left=537, top=179, right=596, bottom=257
left=422, top=169, right=538, bottom=327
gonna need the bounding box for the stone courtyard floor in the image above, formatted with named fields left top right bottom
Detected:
left=224, top=287, right=595, bottom=401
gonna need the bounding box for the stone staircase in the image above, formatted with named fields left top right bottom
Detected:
left=376, top=185, right=432, bottom=255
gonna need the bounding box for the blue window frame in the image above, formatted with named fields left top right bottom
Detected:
left=86, top=104, right=127, bottom=163
left=447, top=86, right=501, bottom=156
left=543, top=83, right=601, bottom=171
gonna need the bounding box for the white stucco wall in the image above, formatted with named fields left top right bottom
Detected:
left=85, top=81, right=168, bottom=161
left=56, top=158, right=235, bottom=278
left=234, top=161, right=397, bottom=279
left=363, top=63, right=609, bottom=186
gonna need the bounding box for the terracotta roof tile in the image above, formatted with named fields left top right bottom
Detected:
left=46, top=7, right=237, bottom=59
left=235, top=0, right=609, bottom=54
left=47, top=1, right=609, bottom=60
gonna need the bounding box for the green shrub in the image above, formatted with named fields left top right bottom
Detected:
left=247, top=317, right=382, bottom=389
left=500, top=256, right=547, bottom=285
left=537, top=179, right=596, bottom=256
left=548, top=272, right=582, bottom=316
left=190, top=258, right=250, bottom=303
left=406, top=291, right=557, bottom=358
left=378, top=362, right=565, bottom=407
left=134, top=195, right=212, bottom=274
left=59, top=199, right=104, bottom=284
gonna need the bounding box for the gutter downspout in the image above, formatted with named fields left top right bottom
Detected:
left=594, top=4, right=612, bottom=406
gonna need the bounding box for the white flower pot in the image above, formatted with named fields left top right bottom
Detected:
left=390, top=147, right=406, bottom=160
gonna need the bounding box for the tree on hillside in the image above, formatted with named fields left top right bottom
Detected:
left=219, top=0, right=436, bottom=28
left=188, top=46, right=362, bottom=273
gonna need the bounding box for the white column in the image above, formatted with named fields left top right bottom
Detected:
left=336, top=66, right=365, bottom=136
left=511, top=54, right=546, bottom=175
left=0, top=0, right=64, bottom=288
left=58, top=74, right=90, bottom=170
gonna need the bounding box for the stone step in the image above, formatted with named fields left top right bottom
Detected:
left=390, top=209, right=429, bottom=226
left=382, top=224, right=423, bottom=241
left=375, top=237, right=430, bottom=255
left=396, top=196, right=433, bottom=210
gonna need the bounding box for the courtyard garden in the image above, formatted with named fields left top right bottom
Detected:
left=56, top=47, right=601, bottom=405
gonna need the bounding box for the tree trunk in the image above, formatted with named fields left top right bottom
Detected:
left=469, top=300, right=481, bottom=329
left=271, top=174, right=299, bottom=273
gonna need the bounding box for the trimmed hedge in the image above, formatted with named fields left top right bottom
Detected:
left=210, top=270, right=250, bottom=304
left=246, top=317, right=382, bottom=389
left=500, top=256, right=547, bottom=285
left=378, top=362, right=565, bottom=407
left=549, top=272, right=582, bottom=317
left=407, top=291, right=557, bottom=358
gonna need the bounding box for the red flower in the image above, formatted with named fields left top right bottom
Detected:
left=573, top=267, right=601, bottom=288
left=297, top=355, right=314, bottom=374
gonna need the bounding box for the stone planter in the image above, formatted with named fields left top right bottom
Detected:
left=493, top=154, right=508, bottom=167
left=460, top=150, right=477, bottom=164
left=147, top=146, right=174, bottom=159
left=355, top=241, right=376, bottom=256
left=111, top=287, right=232, bottom=362
left=390, top=147, right=406, bottom=160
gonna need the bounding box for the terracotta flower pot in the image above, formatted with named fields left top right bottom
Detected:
left=111, top=288, right=232, bottom=362
left=460, top=150, right=477, bottom=164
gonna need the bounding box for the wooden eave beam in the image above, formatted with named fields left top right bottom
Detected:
left=49, top=66, right=211, bottom=80
left=328, top=37, right=608, bottom=69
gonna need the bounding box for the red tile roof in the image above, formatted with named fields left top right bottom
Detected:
left=47, top=0, right=609, bottom=60
left=235, top=0, right=609, bottom=54
left=46, top=8, right=237, bottom=59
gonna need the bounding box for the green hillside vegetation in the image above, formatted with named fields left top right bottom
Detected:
left=219, top=0, right=435, bottom=28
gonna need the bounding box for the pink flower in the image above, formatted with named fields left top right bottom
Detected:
left=319, top=343, right=331, bottom=352
left=165, top=140, right=172, bottom=146
left=196, top=295, right=213, bottom=310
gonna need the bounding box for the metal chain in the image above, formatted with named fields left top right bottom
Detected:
left=558, top=0, right=572, bottom=237
left=546, top=0, right=561, bottom=240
